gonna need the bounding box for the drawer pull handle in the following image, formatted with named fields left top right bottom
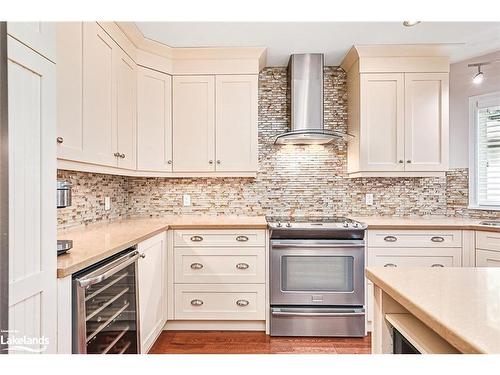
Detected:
left=384, top=236, right=397, bottom=242
left=236, top=263, right=249, bottom=270
left=236, top=235, right=249, bottom=242
left=431, top=236, right=445, bottom=242
left=190, top=299, right=204, bottom=306
left=190, top=263, right=204, bottom=270
left=431, top=263, right=444, bottom=268
left=384, top=263, right=397, bottom=268
left=236, top=299, right=249, bottom=307
left=190, top=235, right=203, bottom=242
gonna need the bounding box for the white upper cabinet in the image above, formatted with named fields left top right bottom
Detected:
left=172, top=75, right=215, bottom=172
left=215, top=75, right=258, bottom=172
left=342, top=45, right=450, bottom=177
left=360, top=73, right=404, bottom=172
left=137, top=67, right=172, bottom=172
left=7, top=22, right=56, bottom=62
left=82, top=22, right=117, bottom=167
left=56, top=22, right=84, bottom=161
left=115, top=48, right=137, bottom=170
left=404, top=73, right=449, bottom=171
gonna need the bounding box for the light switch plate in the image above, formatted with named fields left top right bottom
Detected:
left=104, top=196, right=111, bottom=211
left=183, top=194, right=191, bottom=207
left=365, top=193, right=374, bottom=206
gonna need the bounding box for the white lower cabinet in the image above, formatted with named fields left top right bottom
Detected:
left=476, top=249, right=500, bottom=267
left=475, top=231, right=500, bottom=267
left=138, top=232, right=167, bottom=353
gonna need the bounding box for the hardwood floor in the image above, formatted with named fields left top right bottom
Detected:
left=149, top=331, right=371, bottom=354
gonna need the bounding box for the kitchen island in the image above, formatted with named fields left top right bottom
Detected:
left=366, top=267, right=500, bottom=354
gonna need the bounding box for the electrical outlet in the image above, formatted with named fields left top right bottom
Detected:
left=104, top=196, right=111, bottom=211
left=365, top=193, right=374, bottom=206
left=183, top=194, right=191, bottom=207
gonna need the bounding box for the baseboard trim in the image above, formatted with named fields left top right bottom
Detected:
left=163, top=320, right=266, bottom=331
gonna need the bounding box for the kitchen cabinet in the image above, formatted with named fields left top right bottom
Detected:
left=137, top=66, right=172, bottom=172
left=138, top=232, right=167, bottom=353
left=215, top=75, right=258, bottom=172
left=7, top=35, right=57, bottom=353
left=172, top=75, right=215, bottom=172
left=7, top=22, right=56, bottom=62
left=476, top=249, right=500, bottom=267
left=342, top=46, right=449, bottom=177
left=475, top=231, right=500, bottom=267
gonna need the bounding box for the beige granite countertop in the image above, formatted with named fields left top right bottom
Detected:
left=366, top=267, right=500, bottom=354
left=57, top=216, right=267, bottom=278
left=353, top=216, right=500, bottom=232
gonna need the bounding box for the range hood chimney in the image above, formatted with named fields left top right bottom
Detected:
left=274, top=53, right=349, bottom=145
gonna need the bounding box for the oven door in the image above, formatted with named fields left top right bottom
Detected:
left=270, top=239, right=365, bottom=306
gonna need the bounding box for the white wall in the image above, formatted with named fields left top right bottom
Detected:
left=449, top=50, right=500, bottom=168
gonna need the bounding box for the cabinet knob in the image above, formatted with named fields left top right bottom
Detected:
left=167, top=160, right=172, bottom=165
left=208, top=160, right=213, bottom=165
left=236, top=235, right=249, bottom=242
left=139, top=253, right=146, bottom=259
left=406, top=160, right=412, bottom=164
left=383, top=235, right=397, bottom=242
left=236, top=263, right=249, bottom=270
left=120, top=153, right=126, bottom=159
left=431, top=236, right=445, bottom=242
left=236, top=299, right=249, bottom=307
left=114, top=152, right=120, bottom=157
left=190, top=263, right=204, bottom=270
left=56, top=137, right=64, bottom=144
left=190, top=299, right=204, bottom=306
left=190, top=235, right=203, bottom=242
left=398, top=160, right=403, bottom=164
left=216, top=160, right=221, bottom=165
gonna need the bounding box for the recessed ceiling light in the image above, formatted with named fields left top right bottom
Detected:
left=403, top=21, right=421, bottom=27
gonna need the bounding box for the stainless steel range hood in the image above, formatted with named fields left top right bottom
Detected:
left=274, top=53, right=349, bottom=145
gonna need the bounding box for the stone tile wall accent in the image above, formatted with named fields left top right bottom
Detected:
left=57, top=67, right=500, bottom=229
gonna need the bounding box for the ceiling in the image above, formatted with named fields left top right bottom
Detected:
left=135, top=22, right=500, bottom=66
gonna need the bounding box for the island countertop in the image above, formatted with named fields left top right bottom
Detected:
left=57, top=216, right=268, bottom=278
left=366, top=267, right=500, bottom=354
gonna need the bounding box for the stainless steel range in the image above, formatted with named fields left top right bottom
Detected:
left=268, top=216, right=367, bottom=337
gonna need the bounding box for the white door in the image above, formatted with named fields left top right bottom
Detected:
left=215, top=75, right=258, bottom=172
left=115, top=49, right=137, bottom=170
left=360, top=73, right=405, bottom=171
left=173, top=75, right=215, bottom=172
left=138, top=232, right=167, bottom=353
left=137, top=67, right=172, bottom=172
left=56, top=22, right=84, bottom=161
left=82, top=22, right=117, bottom=167
left=7, top=36, right=57, bottom=353
left=7, top=22, right=56, bottom=62
left=404, top=73, right=449, bottom=171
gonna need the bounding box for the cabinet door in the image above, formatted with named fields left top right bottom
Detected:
left=82, top=22, right=117, bottom=167
left=360, top=73, right=405, bottom=171
left=115, top=49, right=137, bottom=170
left=7, top=36, right=57, bottom=353
left=56, top=22, right=84, bottom=161
left=137, top=67, right=172, bottom=172
left=404, top=73, right=449, bottom=171
left=7, top=22, right=56, bottom=62
left=138, top=232, right=167, bottom=353
left=173, top=75, right=215, bottom=172
left=215, top=75, right=258, bottom=172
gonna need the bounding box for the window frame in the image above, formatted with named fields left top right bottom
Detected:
left=469, top=91, right=500, bottom=210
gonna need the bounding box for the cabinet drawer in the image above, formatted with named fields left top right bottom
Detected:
left=174, top=284, right=265, bottom=320
left=368, top=247, right=462, bottom=268
left=368, top=230, right=462, bottom=248
left=476, top=231, right=500, bottom=252
left=476, top=249, right=500, bottom=267
left=174, top=247, right=265, bottom=284
left=174, top=229, right=265, bottom=247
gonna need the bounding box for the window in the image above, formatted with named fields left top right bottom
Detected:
left=470, top=92, right=500, bottom=209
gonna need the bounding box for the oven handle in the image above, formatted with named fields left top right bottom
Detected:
left=271, top=311, right=365, bottom=317
left=76, top=250, right=140, bottom=288
left=271, top=240, right=364, bottom=248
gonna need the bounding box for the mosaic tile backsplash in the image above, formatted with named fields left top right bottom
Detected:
left=57, top=67, right=500, bottom=229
